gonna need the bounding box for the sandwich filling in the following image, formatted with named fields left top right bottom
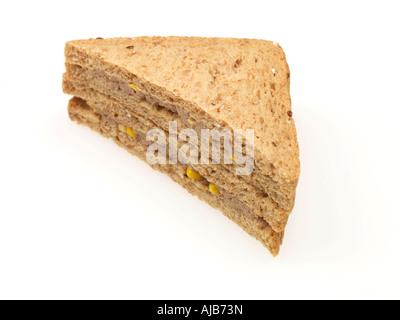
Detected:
left=63, top=64, right=295, bottom=232
left=66, top=64, right=296, bottom=204
left=68, top=97, right=283, bottom=255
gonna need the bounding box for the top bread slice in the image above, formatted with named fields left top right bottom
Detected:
left=64, top=36, right=300, bottom=230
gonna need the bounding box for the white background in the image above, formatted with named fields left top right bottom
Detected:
left=0, top=0, right=399, bottom=300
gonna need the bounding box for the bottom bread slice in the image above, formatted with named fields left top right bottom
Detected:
left=68, top=97, right=284, bottom=255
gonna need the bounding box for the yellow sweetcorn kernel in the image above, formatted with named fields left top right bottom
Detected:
left=209, top=183, right=221, bottom=195
left=188, top=118, right=196, bottom=127
left=118, top=124, right=127, bottom=133
left=186, top=167, right=202, bottom=180
left=129, top=83, right=141, bottom=92
left=126, top=127, right=137, bottom=138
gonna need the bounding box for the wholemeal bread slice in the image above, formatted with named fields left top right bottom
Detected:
left=63, top=36, right=300, bottom=255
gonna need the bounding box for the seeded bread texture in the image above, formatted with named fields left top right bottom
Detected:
left=68, top=97, right=284, bottom=255
left=65, top=37, right=300, bottom=203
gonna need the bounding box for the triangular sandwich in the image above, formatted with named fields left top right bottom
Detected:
left=63, top=37, right=300, bottom=256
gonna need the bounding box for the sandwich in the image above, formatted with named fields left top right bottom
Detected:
left=62, top=36, right=300, bottom=256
